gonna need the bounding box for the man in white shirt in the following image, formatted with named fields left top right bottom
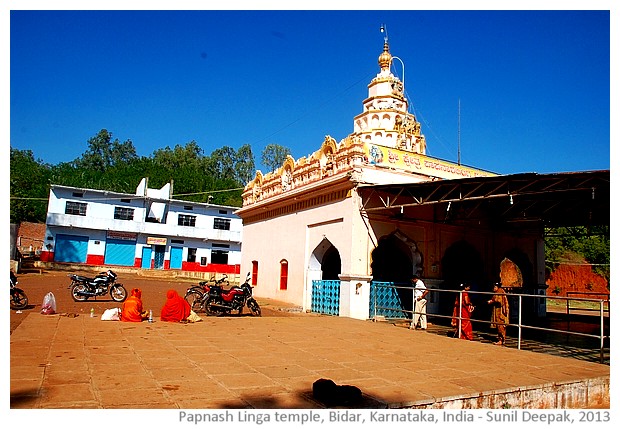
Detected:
left=411, top=274, right=429, bottom=330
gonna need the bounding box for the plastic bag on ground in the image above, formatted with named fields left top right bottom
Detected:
left=101, top=308, right=121, bottom=321
left=41, top=292, right=57, bottom=315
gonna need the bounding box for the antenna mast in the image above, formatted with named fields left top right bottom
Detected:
left=457, top=99, right=461, bottom=165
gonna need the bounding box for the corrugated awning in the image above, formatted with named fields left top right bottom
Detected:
left=358, top=170, right=610, bottom=228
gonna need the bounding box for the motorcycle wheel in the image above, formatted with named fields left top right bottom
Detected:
left=110, top=285, right=128, bottom=302
left=247, top=298, right=262, bottom=317
left=10, top=290, right=28, bottom=310
left=204, top=297, right=226, bottom=317
left=184, top=291, right=204, bottom=313
left=71, top=283, right=89, bottom=302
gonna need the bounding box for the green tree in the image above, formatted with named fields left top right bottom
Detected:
left=208, top=146, right=238, bottom=181
left=261, top=143, right=291, bottom=173
left=75, top=129, right=137, bottom=171
left=235, top=144, right=256, bottom=185
left=10, top=148, right=51, bottom=223
left=545, top=226, right=610, bottom=283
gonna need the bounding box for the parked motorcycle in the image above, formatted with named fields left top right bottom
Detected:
left=68, top=269, right=127, bottom=302
left=203, top=272, right=261, bottom=316
left=184, top=274, right=229, bottom=313
left=10, top=271, right=28, bottom=310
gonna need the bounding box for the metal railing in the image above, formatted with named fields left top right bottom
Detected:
left=564, top=291, right=610, bottom=316
left=371, top=283, right=610, bottom=364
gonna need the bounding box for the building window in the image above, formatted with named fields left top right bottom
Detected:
left=280, top=259, right=288, bottom=290
left=213, top=218, right=231, bottom=230
left=252, top=260, right=258, bottom=286
left=187, top=248, right=197, bottom=263
left=72, top=192, right=84, bottom=198
left=219, top=209, right=227, bottom=214
left=65, top=201, right=87, bottom=216
left=178, top=214, right=196, bottom=227
left=211, top=250, right=229, bottom=264
left=114, top=206, right=134, bottom=221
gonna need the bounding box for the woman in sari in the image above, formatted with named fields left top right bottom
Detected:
left=451, top=283, right=474, bottom=340
left=121, top=288, right=149, bottom=322
left=487, top=283, right=510, bottom=345
left=160, top=289, right=192, bottom=322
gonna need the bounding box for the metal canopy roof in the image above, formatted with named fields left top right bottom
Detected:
left=358, top=170, right=610, bottom=229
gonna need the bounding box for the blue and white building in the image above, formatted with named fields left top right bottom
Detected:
left=41, top=178, right=242, bottom=276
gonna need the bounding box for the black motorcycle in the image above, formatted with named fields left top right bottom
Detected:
left=10, top=271, right=28, bottom=310
left=184, top=274, right=229, bottom=313
left=204, top=272, right=261, bottom=316
left=68, top=269, right=127, bottom=302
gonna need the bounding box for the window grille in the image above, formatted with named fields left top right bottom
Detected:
left=114, top=206, right=134, bottom=220
left=65, top=201, right=87, bottom=216
left=213, top=218, right=231, bottom=230
left=178, top=214, right=197, bottom=227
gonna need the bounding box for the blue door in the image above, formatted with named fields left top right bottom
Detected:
left=311, top=280, right=341, bottom=316
left=141, top=246, right=152, bottom=269
left=170, top=246, right=183, bottom=269
left=55, top=234, right=88, bottom=263
left=154, top=245, right=165, bottom=269
left=104, top=239, right=136, bottom=266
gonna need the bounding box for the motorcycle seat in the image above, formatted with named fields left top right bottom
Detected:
left=73, top=275, right=94, bottom=282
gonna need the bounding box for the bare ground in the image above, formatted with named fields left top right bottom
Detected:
left=10, top=269, right=300, bottom=333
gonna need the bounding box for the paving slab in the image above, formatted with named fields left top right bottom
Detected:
left=9, top=311, right=610, bottom=411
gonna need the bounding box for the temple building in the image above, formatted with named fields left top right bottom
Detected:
left=235, top=36, right=608, bottom=322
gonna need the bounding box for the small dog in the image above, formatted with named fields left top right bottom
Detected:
left=312, top=378, right=362, bottom=407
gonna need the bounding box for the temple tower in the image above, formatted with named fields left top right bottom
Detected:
left=352, top=37, right=427, bottom=154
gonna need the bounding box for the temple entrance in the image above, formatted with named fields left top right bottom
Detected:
left=309, top=238, right=342, bottom=315
left=440, top=240, right=485, bottom=318
left=370, top=232, right=421, bottom=316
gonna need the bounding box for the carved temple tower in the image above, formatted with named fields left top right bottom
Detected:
left=353, top=39, right=427, bottom=154
left=236, top=33, right=495, bottom=319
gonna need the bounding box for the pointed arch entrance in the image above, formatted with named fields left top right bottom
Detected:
left=440, top=240, right=485, bottom=318
left=370, top=231, right=422, bottom=318
left=309, top=238, right=342, bottom=315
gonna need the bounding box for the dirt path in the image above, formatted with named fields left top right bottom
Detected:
left=10, top=269, right=298, bottom=333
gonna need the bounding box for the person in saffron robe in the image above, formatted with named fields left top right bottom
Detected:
left=487, top=283, right=510, bottom=345
left=160, top=289, right=192, bottom=322
left=451, top=283, right=475, bottom=340
left=121, top=288, right=149, bottom=322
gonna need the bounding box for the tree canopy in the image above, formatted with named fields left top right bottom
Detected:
left=10, top=129, right=284, bottom=223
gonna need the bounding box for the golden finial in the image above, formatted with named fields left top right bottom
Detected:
left=378, top=24, right=392, bottom=70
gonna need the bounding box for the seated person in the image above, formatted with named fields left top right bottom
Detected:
left=121, top=288, right=149, bottom=322
left=160, top=289, right=191, bottom=322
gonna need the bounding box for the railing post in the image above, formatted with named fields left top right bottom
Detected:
left=517, top=294, right=522, bottom=350
left=372, top=282, right=376, bottom=321
left=410, top=285, right=415, bottom=329
left=457, top=291, right=462, bottom=339
left=600, top=300, right=604, bottom=364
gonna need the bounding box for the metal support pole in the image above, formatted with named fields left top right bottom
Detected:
left=457, top=291, right=462, bottom=339
left=517, top=295, right=522, bottom=350
left=600, top=300, right=604, bottom=364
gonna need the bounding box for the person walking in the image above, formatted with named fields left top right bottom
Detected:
left=487, top=282, right=510, bottom=345
left=411, top=274, right=429, bottom=330
left=451, top=283, right=475, bottom=340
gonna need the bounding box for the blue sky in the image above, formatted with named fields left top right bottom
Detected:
left=7, top=5, right=613, bottom=176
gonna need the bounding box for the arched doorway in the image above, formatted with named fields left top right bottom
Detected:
left=322, top=245, right=341, bottom=280
left=370, top=231, right=421, bottom=317
left=440, top=240, right=485, bottom=319
left=309, top=238, right=342, bottom=315
left=370, top=233, right=415, bottom=282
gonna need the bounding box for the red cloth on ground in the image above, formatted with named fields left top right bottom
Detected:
left=121, top=288, right=147, bottom=322
left=160, top=289, right=191, bottom=322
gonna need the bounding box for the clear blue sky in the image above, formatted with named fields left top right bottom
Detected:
left=8, top=6, right=612, bottom=176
